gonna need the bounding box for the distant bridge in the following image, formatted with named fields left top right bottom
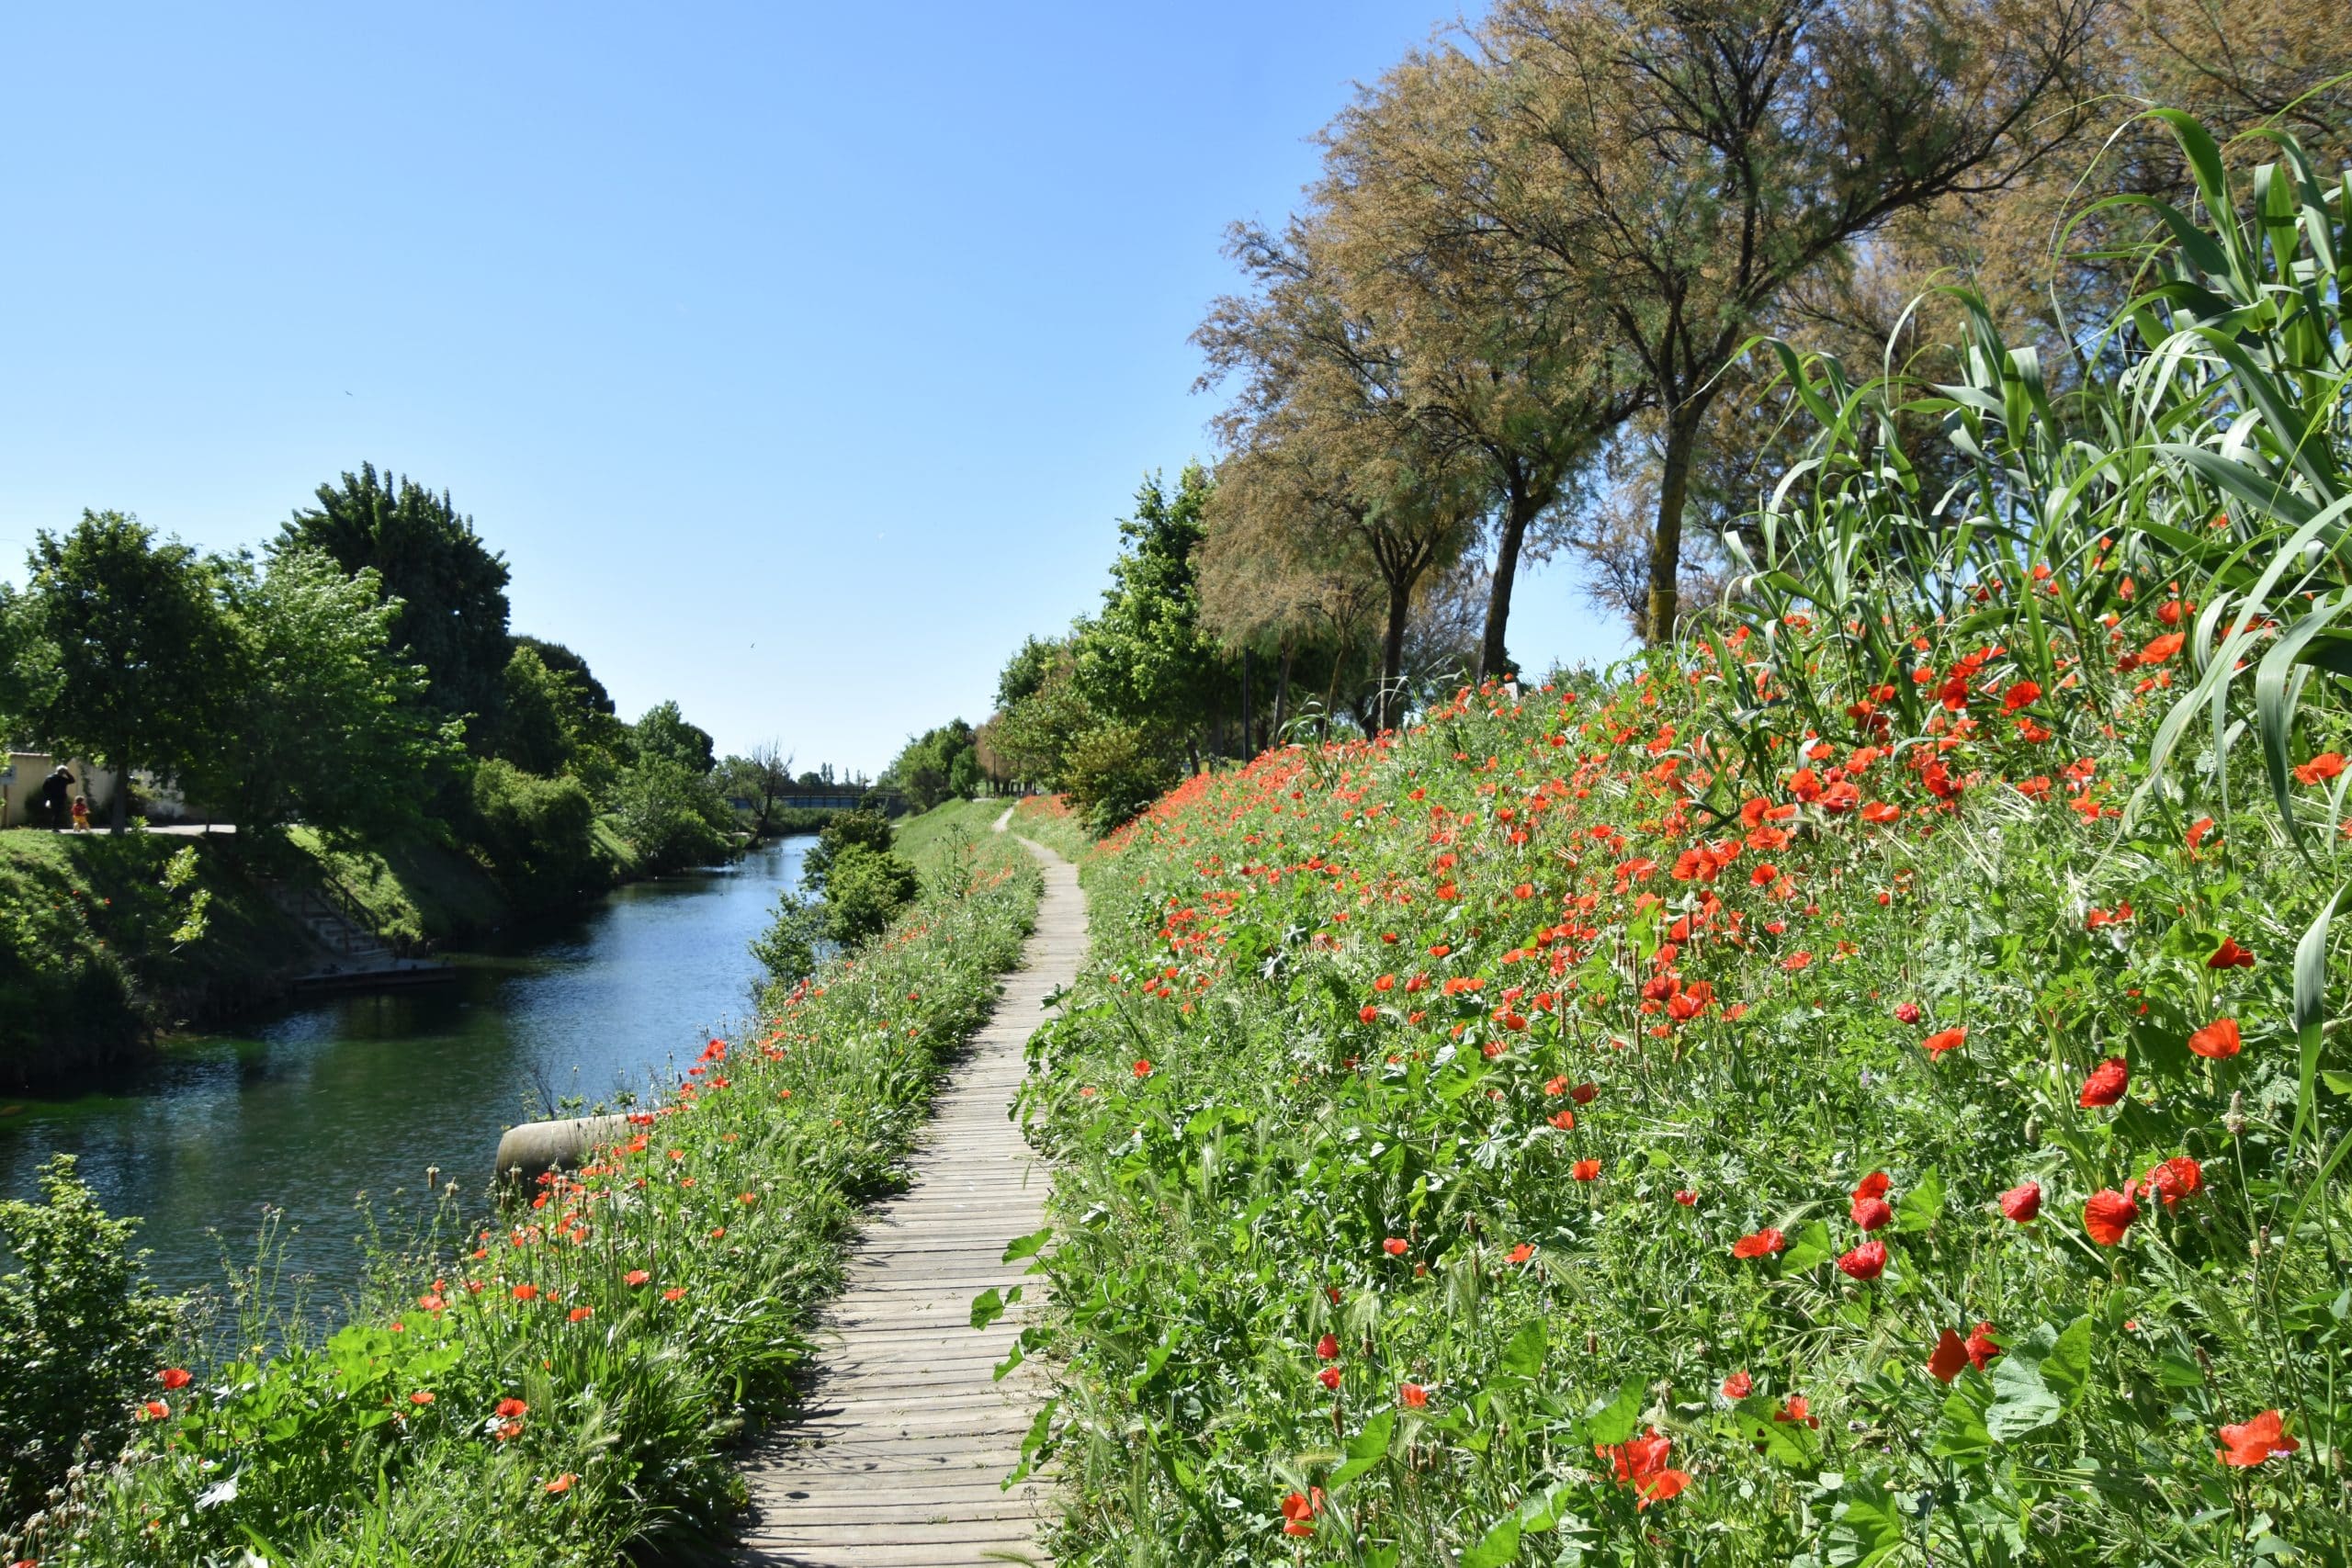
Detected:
left=768, top=787, right=908, bottom=816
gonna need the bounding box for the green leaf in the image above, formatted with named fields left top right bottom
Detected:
left=2041, top=1316, right=2092, bottom=1409
left=968, top=1287, right=1006, bottom=1331
left=1329, top=1410, right=1396, bottom=1490
left=1894, top=1167, right=1945, bottom=1234
left=1459, top=1517, right=1522, bottom=1568
left=1500, top=1319, right=1546, bottom=1379
left=1582, top=1378, right=1645, bottom=1447
left=1781, top=1218, right=1834, bottom=1271
left=1735, top=1395, right=1823, bottom=1467
left=1826, top=1472, right=1906, bottom=1567
left=1000, top=1225, right=1052, bottom=1266
left=2291, top=886, right=2345, bottom=1156
left=1931, top=1373, right=1993, bottom=1466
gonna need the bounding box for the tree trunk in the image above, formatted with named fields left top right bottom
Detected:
left=1478, top=475, right=1537, bottom=682
left=1646, top=404, right=1705, bottom=645
left=1273, top=639, right=1294, bottom=746
left=1239, top=648, right=1251, bottom=761
left=1378, top=578, right=1411, bottom=732
left=110, top=749, right=129, bottom=833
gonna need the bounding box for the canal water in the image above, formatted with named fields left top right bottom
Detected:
left=0, top=836, right=809, bottom=1310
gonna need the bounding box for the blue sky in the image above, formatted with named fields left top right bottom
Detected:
left=0, top=2, right=1628, bottom=775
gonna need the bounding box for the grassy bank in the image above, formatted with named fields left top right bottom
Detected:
left=1012, top=672, right=2351, bottom=1566
left=3, top=802, right=1044, bottom=1565
left=0, top=830, right=305, bottom=1088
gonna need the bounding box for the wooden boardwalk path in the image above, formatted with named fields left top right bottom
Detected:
left=737, top=818, right=1080, bottom=1566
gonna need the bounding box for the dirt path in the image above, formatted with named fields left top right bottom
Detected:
left=736, top=827, right=1080, bottom=1566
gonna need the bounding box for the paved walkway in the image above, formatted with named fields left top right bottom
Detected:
left=737, top=817, right=1080, bottom=1566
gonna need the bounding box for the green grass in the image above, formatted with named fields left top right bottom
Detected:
left=0, top=830, right=307, bottom=1085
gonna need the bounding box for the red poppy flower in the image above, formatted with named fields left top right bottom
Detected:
left=1964, top=1322, right=2002, bottom=1371
left=1998, top=1181, right=2041, bottom=1223
left=1850, top=1194, right=1893, bottom=1231
left=1549, top=1109, right=1577, bottom=1131
left=1852, top=1171, right=1890, bottom=1201
left=1280, top=1487, right=1325, bottom=1536
left=2141, top=631, right=2185, bottom=664
left=1721, top=1370, right=1752, bottom=1399
left=1359, top=1005, right=1380, bottom=1024
left=1732, top=1227, right=1785, bottom=1258
left=409, top=1390, right=435, bottom=1405
left=2078, top=1057, right=2130, bottom=1107
left=1399, top=1382, right=1429, bottom=1408
left=1383, top=1236, right=1408, bottom=1257
left=2215, top=1409, right=2299, bottom=1468
left=1674, top=1189, right=1698, bottom=1206
left=1893, top=1001, right=1921, bottom=1024
left=1507, top=1243, right=1534, bottom=1264
left=511, top=1283, right=540, bottom=1302
left=2292, top=751, right=2346, bottom=785
left=1132, top=1058, right=1152, bottom=1077
left=158, top=1368, right=191, bottom=1391
left=546, top=1472, right=576, bottom=1495
left=1837, top=1239, right=1888, bottom=1280
left=1774, top=1395, right=1819, bottom=1427
left=626, top=1269, right=651, bottom=1288
left=2208, top=938, right=2256, bottom=970
left=1928, top=1329, right=1969, bottom=1383
left=1569, top=1081, right=1598, bottom=1105
left=2188, top=1019, right=2242, bottom=1058
left=141, top=1400, right=169, bottom=1421
left=568, top=1305, right=594, bottom=1323
left=1922, top=1027, right=1967, bottom=1058
left=2084, top=1188, right=2139, bottom=1246
left=2145, top=1156, right=2203, bottom=1209
left=662, top=1286, right=686, bottom=1301
left=495, top=1397, right=528, bottom=1419
left=2001, top=680, right=2041, bottom=712
left=1316, top=1333, right=1340, bottom=1360
left=1317, top=1365, right=1341, bottom=1390
left=1572, top=1158, right=1602, bottom=1181
left=1597, top=1429, right=1690, bottom=1508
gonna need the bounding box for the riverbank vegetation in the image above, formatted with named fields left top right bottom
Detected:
left=0, top=799, right=1041, bottom=1563
left=0, top=466, right=859, bottom=1080
left=990, top=99, right=2352, bottom=1565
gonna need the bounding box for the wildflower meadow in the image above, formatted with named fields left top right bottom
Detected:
left=1003, top=118, right=2352, bottom=1567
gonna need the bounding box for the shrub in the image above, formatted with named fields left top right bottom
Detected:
left=0, top=1157, right=177, bottom=1524
left=818, top=842, right=920, bottom=946
left=1059, top=722, right=1180, bottom=835
left=605, top=759, right=732, bottom=875
left=464, top=759, right=600, bottom=906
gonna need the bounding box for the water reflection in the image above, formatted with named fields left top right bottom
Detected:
left=0, top=837, right=808, bottom=1306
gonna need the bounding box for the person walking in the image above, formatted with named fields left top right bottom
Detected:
left=70, top=794, right=91, bottom=832
left=36, top=766, right=74, bottom=832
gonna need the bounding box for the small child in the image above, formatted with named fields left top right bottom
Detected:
left=70, top=795, right=90, bottom=831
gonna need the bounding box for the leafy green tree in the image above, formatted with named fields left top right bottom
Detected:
left=611, top=758, right=733, bottom=874
left=16, top=512, right=235, bottom=831
left=885, top=721, right=979, bottom=811
left=198, top=547, right=464, bottom=844
left=279, top=465, right=512, bottom=741
left=1071, top=466, right=1228, bottom=760
left=718, top=743, right=796, bottom=839
left=466, top=759, right=601, bottom=907
left=0, top=582, right=61, bottom=744
left=512, top=636, right=615, bottom=716
left=631, top=700, right=717, bottom=775
left=989, top=645, right=1095, bottom=791
left=494, top=646, right=578, bottom=777
left=995, top=637, right=1060, bottom=710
